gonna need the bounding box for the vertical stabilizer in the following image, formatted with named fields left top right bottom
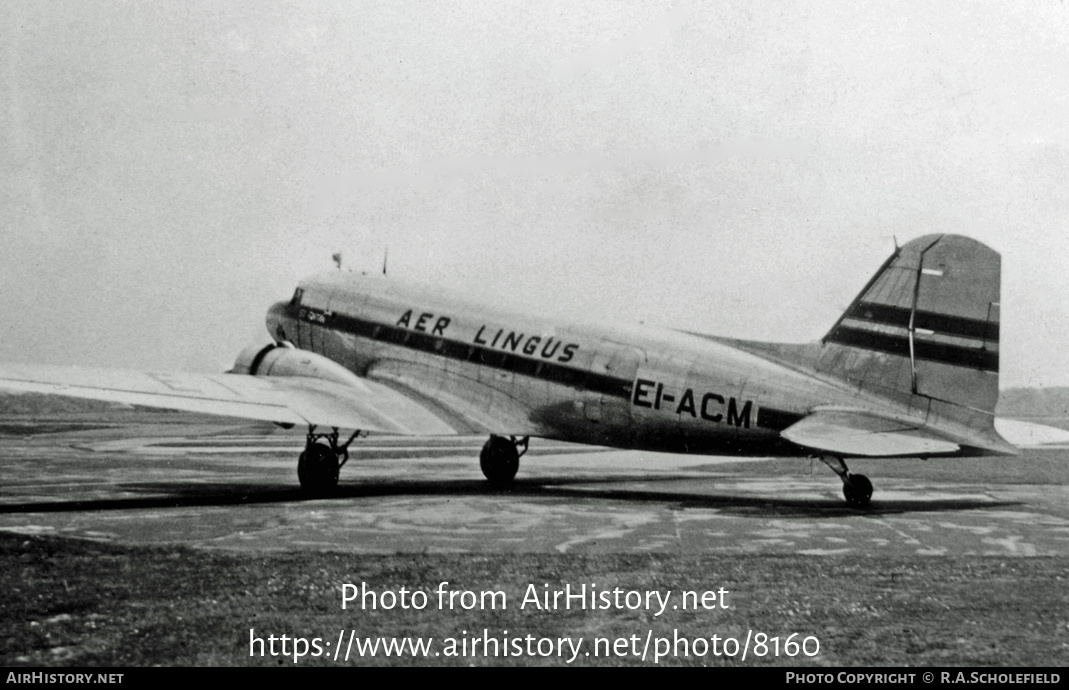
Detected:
left=819, top=234, right=1000, bottom=417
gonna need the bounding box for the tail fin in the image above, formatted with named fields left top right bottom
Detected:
left=819, top=234, right=1000, bottom=419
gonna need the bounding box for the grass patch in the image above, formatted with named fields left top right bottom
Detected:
left=2, top=533, right=1067, bottom=666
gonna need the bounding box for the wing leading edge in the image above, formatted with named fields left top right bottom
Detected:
left=0, top=362, right=458, bottom=435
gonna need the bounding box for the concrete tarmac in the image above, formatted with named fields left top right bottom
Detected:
left=2, top=417, right=1068, bottom=556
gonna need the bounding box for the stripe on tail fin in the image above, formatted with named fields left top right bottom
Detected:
left=819, top=234, right=1000, bottom=415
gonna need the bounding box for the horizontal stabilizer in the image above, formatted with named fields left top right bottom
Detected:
left=994, top=418, right=1069, bottom=448
left=0, top=362, right=458, bottom=435
left=782, top=408, right=960, bottom=457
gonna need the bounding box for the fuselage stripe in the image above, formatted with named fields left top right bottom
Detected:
left=284, top=305, right=803, bottom=432
left=755, top=406, right=805, bottom=431
left=287, top=305, right=633, bottom=399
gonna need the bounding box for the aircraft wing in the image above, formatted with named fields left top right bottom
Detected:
left=781, top=408, right=960, bottom=457
left=0, top=362, right=458, bottom=435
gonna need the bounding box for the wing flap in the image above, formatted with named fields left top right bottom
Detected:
left=0, top=362, right=458, bottom=435
left=782, top=408, right=960, bottom=457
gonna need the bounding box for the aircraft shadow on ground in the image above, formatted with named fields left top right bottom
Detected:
left=0, top=474, right=1017, bottom=518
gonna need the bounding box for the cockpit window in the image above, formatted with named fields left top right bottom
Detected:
left=290, top=287, right=304, bottom=306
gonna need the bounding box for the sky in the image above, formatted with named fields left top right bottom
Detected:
left=1, top=1, right=1067, bottom=387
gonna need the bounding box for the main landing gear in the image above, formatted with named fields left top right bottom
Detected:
left=298, top=426, right=364, bottom=494
left=480, top=435, right=529, bottom=486
left=817, top=455, right=873, bottom=507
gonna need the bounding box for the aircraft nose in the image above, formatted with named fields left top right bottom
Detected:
left=265, top=301, right=289, bottom=342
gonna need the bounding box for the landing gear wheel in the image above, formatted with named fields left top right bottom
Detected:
left=816, top=455, right=874, bottom=507
left=842, top=474, right=873, bottom=507
left=296, top=426, right=363, bottom=495
left=480, top=435, right=520, bottom=486
left=298, top=443, right=340, bottom=494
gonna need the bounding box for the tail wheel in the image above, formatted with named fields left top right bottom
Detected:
left=480, top=435, right=520, bottom=486
left=298, top=442, right=340, bottom=494
left=843, top=474, right=873, bottom=507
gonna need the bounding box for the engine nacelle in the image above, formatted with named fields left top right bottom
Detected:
left=230, top=343, right=364, bottom=388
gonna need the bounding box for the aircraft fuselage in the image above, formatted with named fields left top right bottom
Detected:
left=266, top=271, right=875, bottom=457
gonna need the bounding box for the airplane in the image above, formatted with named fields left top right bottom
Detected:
left=0, top=234, right=1014, bottom=507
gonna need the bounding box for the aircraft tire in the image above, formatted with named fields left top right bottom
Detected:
left=480, top=435, right=519, bottom=486
left=843, top=474, right=873, bottom=507
left=298, top=442, right=340, bottom=494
